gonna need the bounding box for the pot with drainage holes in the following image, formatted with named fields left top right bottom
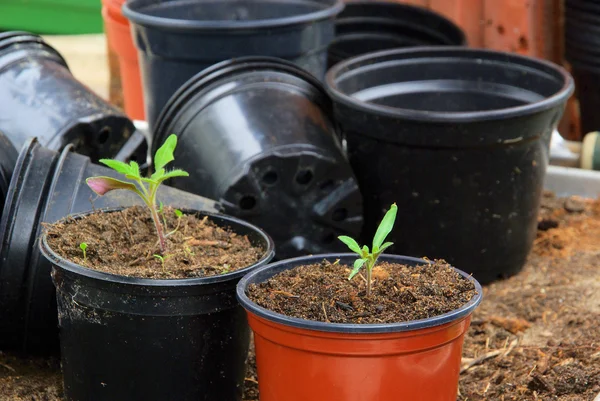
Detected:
left=326, top=48, right=574, bottom=284
left=122, top=0, right=344, bottom=128
left=0, top=138, right=220, bottom=354
left=153, top=57, right=363, bottom=260
left=0, top=31, right=134, bottom=161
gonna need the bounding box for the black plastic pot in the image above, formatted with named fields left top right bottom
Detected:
left=122, top=0, right=344, bottom=127
left=328, top=1, right=466, bottom=68
left=0, top=129, right=18, bottom=214
left=0, top=31, right=134, bottom=161
left=153, top=57, right=363, bottom=260
left=326, top=48, right=574, bottom=284
left=39, top=208, right=274, bottom=401
left=0, top=138, right=220, bottom=354
left=572, top=67, right=600, bottom=135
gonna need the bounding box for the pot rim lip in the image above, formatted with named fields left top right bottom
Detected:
left=325, top=47, right=574, bottom=124
left=153, top=56, right=328, bottom=151
left=122, top=0, right=344, bottom=31
left=236, top=253, right=483, bottom=333
left=39, top=207, right=276, bottom=287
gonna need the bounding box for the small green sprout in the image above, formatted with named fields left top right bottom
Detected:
left=174, top=209, right=183, bottom=218
left=153, top=254, right=165, bottom=270
left=86, top=134, right=188, bottom=254
left=167, top=209, right=184, bottom=237
left=338, top=203, right=397, bottom=297
left=79, top=242, right=88, bottom=261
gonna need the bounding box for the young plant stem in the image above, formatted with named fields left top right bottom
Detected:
left=366, top=266, right=372, bottom=296
left=151, top=206, right=166, bottom=254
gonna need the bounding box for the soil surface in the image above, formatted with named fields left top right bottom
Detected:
left=247, top=260, right=477, bottom=324
left=45, top=206, right=265, bottom=279
left=2, top=194, right=599, bottom=400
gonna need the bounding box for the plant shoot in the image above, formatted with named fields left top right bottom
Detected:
left=86, top=134, right=188, bottom=254
left=79, top=242, right=88, bottom=261
left=338, top=203, right=397, bottom=296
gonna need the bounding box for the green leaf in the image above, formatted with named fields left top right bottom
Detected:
left=157, top=169, right=190, bottom=182
left=150, top=168, right=165, bottom=181
left=361, top=245, right=369, bottom=258
left=372, top=203, right=398, bottom=250
left=348, top=258, right=367, bottom=280
left=125, top=161, right=141, bottom=179
left=79, top=243, right=88, bottom=251
left=154, top=134, right=178, bottom=171
left=86, top=177, right=140, bottom=196
left=378, top=242, right=394, bottom=253
left=174, top=209, right=183, bottom=218
left=99, top=159, right=133, bottom=176
left=338, top=236, right=361, bottom=254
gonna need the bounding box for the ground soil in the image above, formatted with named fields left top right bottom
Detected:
left=247, top=259, right=476, bottom=324
left=45, top=206, right=265, bottom=279
left=2, top=193, right=598, bottom=400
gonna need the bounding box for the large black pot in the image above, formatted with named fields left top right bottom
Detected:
left=0, top=129, right=18, bottom=214
left=325, top=48, right=574, bottom=284
left=40, top=208, right=274, bottom=401
left=0, top=31, right=134, bottom=161
left=328, top=1, right=466, bottom=68
left=0, top=138, right=220, bottom=354
left=153, top=57, right=363, bottom=260
left=123, top=0, right=344, bottom=128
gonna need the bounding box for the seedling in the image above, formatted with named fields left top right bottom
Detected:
left=153, top=254, right=166, bottom=271
left=79, top=242, right=88, bottom=262
left=86, top=134, right=189, bottom=254
left=338, top=203, right=397, bottom=296
left=166, top=209, right=184, bottom=237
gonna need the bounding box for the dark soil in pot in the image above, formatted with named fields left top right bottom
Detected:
left=247, top=259, right=476, bottom=324
left=46, top=206, right=263, bottom=278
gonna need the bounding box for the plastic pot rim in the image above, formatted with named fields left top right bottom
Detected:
left=39, top=207, right=276, bottom=288
left=122, top=0, right=344, bottom=31
left=153, top=56, right=329, bottom=151
left=0, top=33, right=69, bottom=71
left=236, top=253, right=483, bottom=334
left=325, top=47, right=574, bottom=124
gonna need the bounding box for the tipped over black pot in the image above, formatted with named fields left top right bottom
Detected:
left=0, top=31, right=134, bottom=161
left=122, top=0, right=344, bottom=127
left=153, top=57, right=363, bottom=260
left=0, top=129, right=18, bottom=214
left=0, top=138, right=220, bottom=354
left=326, top=48, right=574, bottom=284
left=328, top=1, right=466, bottom=68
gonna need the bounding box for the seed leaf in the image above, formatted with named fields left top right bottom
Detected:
left=378, top=242, right=394, bottom=254
left=174, top=209, right=183, bottom=218
left=86, top=177, right=139, bottom=196
left=372, top=203, right=398, bottom=250
left=154, top=134, right=177, bottom=171
left=338, top=236, right=361, bottom=254
left=348, top=258, right=367, bottom=280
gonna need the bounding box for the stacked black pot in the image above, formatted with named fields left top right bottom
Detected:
left=565, top=0, right=600, bottom=135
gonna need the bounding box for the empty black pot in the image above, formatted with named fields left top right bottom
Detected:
left=326, top=48, right=574, bottom=284
left=40, top=208, right=274, bottom=401
left=153, top=57, right=363, bottom=260
left=0, top=31, right=134, bottom=161
left=122, top=0, right=344, bottom=127
left=0, top=129, right=18, bottom=214
left=328, top=1, right=466, bottom=68
left=0, top=138, right=220, bottom=354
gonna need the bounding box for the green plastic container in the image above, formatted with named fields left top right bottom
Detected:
left=0, top=0, right=103, bottom=34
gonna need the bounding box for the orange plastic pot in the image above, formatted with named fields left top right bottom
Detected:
left=237, top=254, right=483, bottom=401
left=101, top=0, right=144, bottom=120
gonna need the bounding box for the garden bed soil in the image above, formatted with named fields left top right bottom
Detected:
left=247, top=260, right=476, bottom=324
left=2, top=193, right=599, bottom=401
left=45, top=206, right=264, bottom=279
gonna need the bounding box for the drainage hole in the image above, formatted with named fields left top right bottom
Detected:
left=239, top=195, right=257, bottom=210
left=262, top=171, right=278, bottom=185
left=332, top=208, right=348, bottom=222
left=321, top=232, right=335, bottom=244
left=295, top=169, right=313, bottom=185
left=97, top=127, right=111, bottom=144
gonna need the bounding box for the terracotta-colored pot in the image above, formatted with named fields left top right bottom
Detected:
left=101, top=0, right=144, bottom=120
left=237, top=254, right=482, bottom=401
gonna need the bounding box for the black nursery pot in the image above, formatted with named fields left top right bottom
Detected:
left=328, top=1, right=466, bottom=68
left=122, top=0, right=344, bottom=127
left=153, top=57, right=363, bottom=260
left=326, top=48, right=574, bottom=284
left=0, top=129, right=18, bottom=214
left=0, top=31, right=134, bottom=161
left=39, top=209, right=275, bottom=401
left=0, top=138, right=220, bottom=354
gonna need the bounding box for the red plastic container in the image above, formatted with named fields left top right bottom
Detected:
left=101, top=0, right=144, bottom=120
left=237, top=254, right=483, bottom=401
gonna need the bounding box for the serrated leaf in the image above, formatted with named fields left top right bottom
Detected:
left=373, top=203, right=398, bottom=250
left=158, top=169, right=190, bottom=182
left=348, top=258, right=367, bottom=280
left=150, top=168, right=165, bottom=180
left=338, top=236, right=361, bottom=254
left=154, top=134, right=177, bottom=171
left=99, top=159, right=132, bottom=176
left=127, top=161, right=141, bottom=179
left=86, top=177, right=139, bottom=196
